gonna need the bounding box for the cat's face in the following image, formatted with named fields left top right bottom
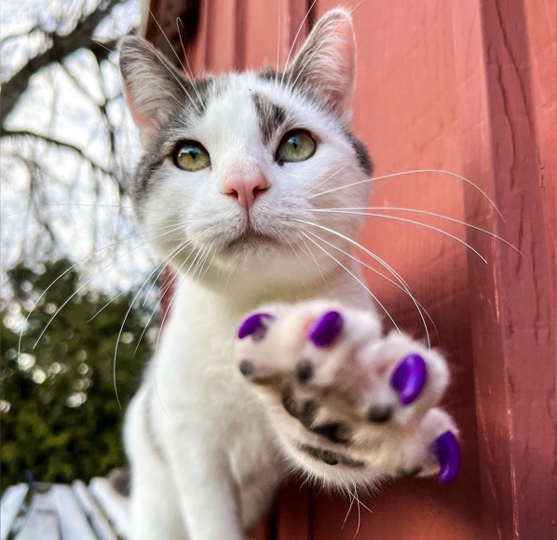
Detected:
left=120, top=10, right=372, bottom=293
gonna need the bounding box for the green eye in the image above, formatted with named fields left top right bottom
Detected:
left=173, top=141, right=211, bottom=171
left=277, top=130, right=316, bottom=163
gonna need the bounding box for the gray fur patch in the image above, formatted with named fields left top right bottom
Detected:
left=344, top=130, right=373, bottom=176
left=310, top=422, right=351, bottom=446
left=282, top=390, right=318, bottom=429
left=252, top=92, right=286, bottom=145
left=128, top=74, right=218, bottom=207
left=258, top=69, right=281, bottom=82
left=282, top=389, right=352, bottom=446
left=300, top=445, right=364, bottom=468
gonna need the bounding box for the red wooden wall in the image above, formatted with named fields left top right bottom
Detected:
left=147, top=0, right=556, bottom=538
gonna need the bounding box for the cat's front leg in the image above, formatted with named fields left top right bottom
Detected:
left=165, top=439, right=248, bottom=540
left=234, top=301, right=461, bottom=487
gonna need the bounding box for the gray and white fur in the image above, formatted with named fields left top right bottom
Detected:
left=119, top=9, right=457, bottom=540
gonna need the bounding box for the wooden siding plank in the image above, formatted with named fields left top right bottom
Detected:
left=312, top=1, right=481, bottom=536
left=0, top=484, right=29, bottom=540
left=16, top=492, right=59, bottom=540
left=72, top=481, right=119, bottom=540
left=146, top=0, right=555, bottom=538
left=90, top=478, right=131, bottom=540
left=53, top=485, right=97, bottom=540
left=455, top=0, right=557, bottom=537
left=275, top=483, right=312, bottom=540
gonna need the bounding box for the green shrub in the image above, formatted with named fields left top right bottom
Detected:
left=1, top=260, right=154, bottom=489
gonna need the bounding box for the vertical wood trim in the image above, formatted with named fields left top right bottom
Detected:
left=189, top=0, right=209, bottom=75
left=234, top=0, right=247, bottom=71
left=456, top=0, right=557, bottom=538
left=275, top=483, right=313, bottom=540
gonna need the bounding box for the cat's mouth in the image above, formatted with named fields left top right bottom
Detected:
left=224, top=229, right=280, bottom=251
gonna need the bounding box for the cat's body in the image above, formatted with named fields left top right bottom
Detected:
left=119, top=9, right=460, bottom=539
left=124, top=264, right=367, bottom=538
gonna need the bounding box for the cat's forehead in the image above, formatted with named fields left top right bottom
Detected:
left=196, top=72, right=331, bottom=146
left=201, top=75, right=263, bottom=131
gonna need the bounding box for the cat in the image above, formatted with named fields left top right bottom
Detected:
left=118, top=8, right=460, bottom=540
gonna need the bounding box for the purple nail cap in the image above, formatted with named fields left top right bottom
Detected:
left=390, top=353, right=427, bottom=405
left=308, top=310, right=343, bottom=348
left=238, top=313, right=274, bottom=340
left=433, top=431, right=461, bottom=484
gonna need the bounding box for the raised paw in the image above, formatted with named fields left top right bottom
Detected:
left=235, top=301, right=460, bottom=487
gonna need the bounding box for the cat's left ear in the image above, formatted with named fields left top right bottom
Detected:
left=285, top=9, right=356, bottom=124
left=119, top=36, right=192, bottom=146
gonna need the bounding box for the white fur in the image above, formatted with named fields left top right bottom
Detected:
left=120, top=9, right=456, bottom=540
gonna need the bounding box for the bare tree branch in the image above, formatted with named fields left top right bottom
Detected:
left=1, top=0, right=128, bottom=125
left=1, top=128, right=113, bottom=176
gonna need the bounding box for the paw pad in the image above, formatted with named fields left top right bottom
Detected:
left=308, top=310, right=343, bottom=348
left=295, top=359, right=314, bottom=384
left=239, top=359, right=255, bottom=377
left=367, top=405, right=393, bottom=424
left=390, top=353, right=427, bottom=405
left=238, top=312, right=274, bottom=340
left=432, top=431, right=461, bottom=484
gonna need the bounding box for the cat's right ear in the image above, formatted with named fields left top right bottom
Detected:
left=119, top=37, right=189, bottom=146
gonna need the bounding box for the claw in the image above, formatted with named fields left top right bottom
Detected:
left=308, top=310, right=343, bottom=348
left=390, top=353, right=427, bottom=405
left=238, top=313, right=274, bottom=340
left=432, top=431, right=461, bottom=484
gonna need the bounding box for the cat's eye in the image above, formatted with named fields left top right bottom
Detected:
left=276, top=130, right=316, bottom=163
left=173, top=141, right=211, bottom=171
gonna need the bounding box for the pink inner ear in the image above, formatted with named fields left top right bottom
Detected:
left=122, top=84, right=156, bottom=146
left=286, top=11, right=357, bottom=120
left=326, top=20, right=356, bottom=111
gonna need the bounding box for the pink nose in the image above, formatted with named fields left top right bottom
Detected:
left=222, top=171, right=269, bottom=211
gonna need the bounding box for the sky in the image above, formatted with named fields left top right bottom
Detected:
left=0, top=0, right=157, bottom=307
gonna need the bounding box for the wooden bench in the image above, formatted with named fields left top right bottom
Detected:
left=1, top=479, right=130, bottom=540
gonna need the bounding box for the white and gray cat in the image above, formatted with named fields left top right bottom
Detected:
left=118, top=9, right=461, bottom=540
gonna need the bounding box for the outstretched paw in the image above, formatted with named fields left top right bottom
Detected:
left=235, top=301, right=460, bottom=486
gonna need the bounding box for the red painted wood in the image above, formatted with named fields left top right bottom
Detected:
left=313, top=1, right=481, bottom=538
left=275, top=482, right=312, bottom=540
left=146, top=0, right=556, bottom=537
left=455, top=0, right=557, bottom=537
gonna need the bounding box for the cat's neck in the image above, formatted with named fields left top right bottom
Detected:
left=169, top=254, right=371, bottom=323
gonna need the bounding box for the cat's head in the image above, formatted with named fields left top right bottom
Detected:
left=119, top=9, right=372, bottom=294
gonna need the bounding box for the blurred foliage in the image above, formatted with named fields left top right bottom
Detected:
left=1, top=259, right=154, bottom=489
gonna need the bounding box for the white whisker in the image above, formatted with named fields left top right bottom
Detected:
left=275, top=0, right=281, bottom=72
left=146, top=7, right=202, bottom=114
left=28, top=221, right=184, bottom=352
left=280, top=0, right=318, bottom=89
left=310, top=210, right=488, bottom=263
left=341, top=478, right=356, bottom=529
left=314, top=206, right=521, bottom=255
left=304, top=164, right=350, bottom=195
left=300, top=232, right=400, bottom=333
left=176, top=17, right=205, bottom=108
left=287, top=18, right=346, bottom=91
left=297, top=219, right=438, bottom=340
left=304, top=230, right=434, bottom=347
left=309, top=169, right=504, bottom=221
left=112, top=235, right=192, bottom=408
left=295, top=232, right=332, bottom=290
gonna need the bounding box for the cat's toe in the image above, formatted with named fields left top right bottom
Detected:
left=432, top=430, right=461, bottom=484
left=405, top=408, right=461, bottom=484
left=390, top=353, right=427, bottom=405
left=234, top=301, right=460, bottom=487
